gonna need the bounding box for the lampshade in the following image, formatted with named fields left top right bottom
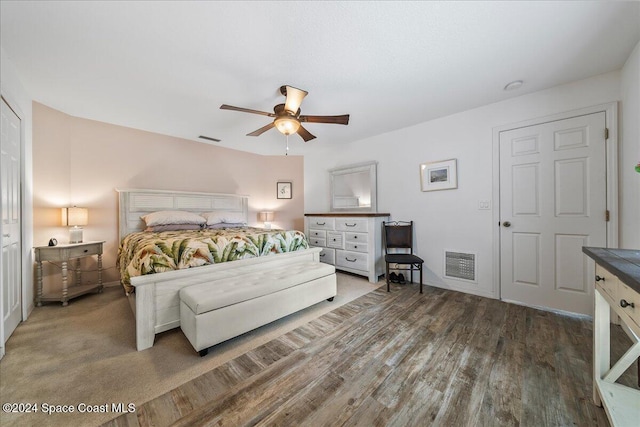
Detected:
left=62, top=207, right=88, bottom=227
left=259, top=211, right=274, bottom=222
left=274, top=116, right=300, bottom=135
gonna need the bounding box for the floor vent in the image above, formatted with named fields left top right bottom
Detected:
left=444, top=251, right=477, bottom=282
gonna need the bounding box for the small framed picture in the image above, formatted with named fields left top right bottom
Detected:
left=277, top=182, right=292, bottom=199
left=420, top=159, right=458, bottom=191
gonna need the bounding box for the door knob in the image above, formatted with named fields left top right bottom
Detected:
left=502, top=221, right=511, bottom=228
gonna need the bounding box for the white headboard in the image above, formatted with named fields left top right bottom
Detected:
left=116, top=188, right=249, bottom=242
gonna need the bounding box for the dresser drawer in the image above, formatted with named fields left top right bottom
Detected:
left=618, top=281, right=640, bottom=329
left=345, top=241, right=368, bottom=253
left=345, top=232, right=368, bottom=244
left=318, top=247, right=335, bottom=265
left=307, top=217, right=335, bottom=230
left=335, top=218, right=368, bottom=233
left=308, top=229, right=327, bottom=239
left=336, top=250, right=368, bottom=271
left=309, top=237, right=326, bottom=247
left=595, top=265, right=618, bottom=301
left=327, top=232, right=344, bottom=249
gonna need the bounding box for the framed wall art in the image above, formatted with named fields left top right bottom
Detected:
left=277, top=181, right=292, bottom=199
left=420, top=159, right=458, bottom=191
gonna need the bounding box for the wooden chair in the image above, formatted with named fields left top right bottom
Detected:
left=383, top=221, right=424, bottom=293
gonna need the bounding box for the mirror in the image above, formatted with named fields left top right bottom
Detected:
left=329, top=161, right=377, bottom=212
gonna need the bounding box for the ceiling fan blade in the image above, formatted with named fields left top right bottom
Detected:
left=299, top=114, right=350, bottom=125
left=220, top=104, right=275, bottom=117
left=297, top=125, right=316, bottom=142
left=247, top=122, right=275, bottom=137
left=283, top=86, right=308, bottom=114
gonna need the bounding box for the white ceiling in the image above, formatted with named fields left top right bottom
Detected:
left=2, top=1, right=639, bottom=155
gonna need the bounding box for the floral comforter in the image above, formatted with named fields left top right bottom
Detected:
left=117, top=227, right=309, bottom=293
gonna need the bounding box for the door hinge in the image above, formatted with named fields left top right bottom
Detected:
left=605, top=210, right=610, bottom=222
left=604, top=128, right=609, bottom=140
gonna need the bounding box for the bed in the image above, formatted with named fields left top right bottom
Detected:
left=116, top=188, right=321, bottom=350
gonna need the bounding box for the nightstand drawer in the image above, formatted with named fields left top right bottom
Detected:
left=67, top=242, right=103, bottom=258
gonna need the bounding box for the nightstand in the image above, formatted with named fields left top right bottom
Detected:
left=34, top=241, right=105, bottom=306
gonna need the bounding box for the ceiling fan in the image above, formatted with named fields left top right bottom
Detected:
left=220, top=85, right=349, bottom=142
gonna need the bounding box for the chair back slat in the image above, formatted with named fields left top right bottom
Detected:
left=383, top=221, right=414, bottom=253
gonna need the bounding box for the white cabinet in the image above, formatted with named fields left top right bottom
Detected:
left=583, top=247, right=640, bottom=427
left=305, top=214, right=389, bottom=283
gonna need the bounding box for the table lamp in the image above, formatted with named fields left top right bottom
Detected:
left=62, top=206, right=88, bottom=243
left=259, top=211, right=274, bottom=229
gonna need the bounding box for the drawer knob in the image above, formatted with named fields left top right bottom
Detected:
left=319, top=253, right=325, bottom=257
left=354, top=246, right=358, bottom=249
left=354, top=236, right=357, bottom=239
left=84, top=249, right=88, bottom=253
left=345, top=223, right=356, bottom=227
left=346, top=257, right=357, bottom=262
left=316, top=222, right=326, bottom=226
left=620, top=299, right=635, bottom=309
left=595, top=275, right=605, bottom=282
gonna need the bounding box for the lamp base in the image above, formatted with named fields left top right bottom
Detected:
left=69, top=227, right=83, bottom=244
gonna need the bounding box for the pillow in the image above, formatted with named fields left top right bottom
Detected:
left=206, top=223, right=247, bottom=229
left=201, top=211, right=246, bottom=225
left=145, top=224, right=203, bottom=232
left=141, top=210, right=206, bottom=227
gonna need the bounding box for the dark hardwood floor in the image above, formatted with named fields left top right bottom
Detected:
left=104, top=283, right=637, bottom=427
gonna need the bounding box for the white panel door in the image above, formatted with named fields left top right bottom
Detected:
left=500, top=112, right=607, bottom=315
left=1, top=98, right=22, bottom=343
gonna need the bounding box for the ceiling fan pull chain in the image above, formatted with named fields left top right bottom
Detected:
left=285, top=135, right=289, bottom=156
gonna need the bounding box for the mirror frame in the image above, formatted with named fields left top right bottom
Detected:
left=329, top=161, right=378, bottom=212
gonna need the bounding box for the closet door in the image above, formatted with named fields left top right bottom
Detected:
left=499, top=112, right=607, bottom=315
left=1, top=97, right=22, bottom=345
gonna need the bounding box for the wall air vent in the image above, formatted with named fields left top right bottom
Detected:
left=444, top=251, right=477, bottom=282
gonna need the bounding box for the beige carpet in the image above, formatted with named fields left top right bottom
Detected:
left=0, top=272, right=383, bottom=427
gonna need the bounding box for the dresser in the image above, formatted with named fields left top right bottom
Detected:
left=582, top=247, right=640, bottom=427
left=305, top=213, right=390, bottom=283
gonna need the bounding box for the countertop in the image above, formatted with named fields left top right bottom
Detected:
left=582, top=247, right=640, bottom=293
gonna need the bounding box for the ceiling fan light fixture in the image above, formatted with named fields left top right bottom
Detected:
left=283, top=85, right=308, bottom=114
left=274, top=116, right=300, bottom=135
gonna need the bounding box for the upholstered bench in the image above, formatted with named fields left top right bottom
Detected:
left=179, top=261, right=337, bottom=356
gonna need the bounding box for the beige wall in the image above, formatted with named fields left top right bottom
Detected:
left=33, top=102, right=304, bottom=294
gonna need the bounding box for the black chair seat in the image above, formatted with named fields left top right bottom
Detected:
left=385, top=253, right=423, bottom=264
